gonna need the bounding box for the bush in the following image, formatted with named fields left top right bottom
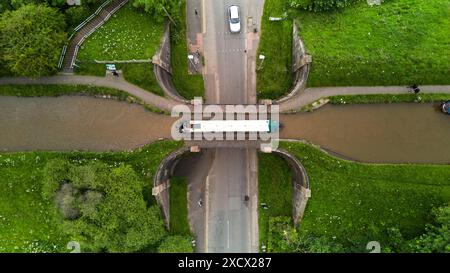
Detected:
left=0, top=4, right=66, bottom=76
left=407, top=205, right=450, bottom=253
left=42, top=160, right=168, bottom=252
left=157, top=235, right=194, bottom=253
left=289, top=0, right=362, bottom=12
left=268, top=216, right=346, bottom=253
left=54, top=183, right=80, bottom=220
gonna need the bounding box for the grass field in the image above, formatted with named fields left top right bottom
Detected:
left=258, top=153, right=293, bottom=249
left=0, top=154, right=69, bottom=252
left=75, top=63, right=164, bottom=96
left=74, top=3, right=165, bottom=96
left=256, top=0, right=293, bottom=100
left=169, top=176, right=191, bottom=235
left=301, top=92, right=450, bottom=111
left=278, top=141, right=450, bottom=251
left=0, top=141, right=183, bottom=252
left=296, top=0, right=450, bottom=87
left=77, top=3, right=163, bottom=61
left=170, top=0, right=204, bottom=100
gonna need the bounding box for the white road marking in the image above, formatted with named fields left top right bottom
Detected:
left=201, top=0, right=206, bottom=34
left=227, top=220, right=230, bottom=249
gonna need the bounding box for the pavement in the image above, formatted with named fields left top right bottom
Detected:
left=186, top=0, right=204, bottom=74
left=279, top=85, right=450, bottom=113
left=0, top=75, right=180, bottom=112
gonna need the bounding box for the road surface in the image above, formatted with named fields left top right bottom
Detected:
left=199, top=0, right=264, bottom=253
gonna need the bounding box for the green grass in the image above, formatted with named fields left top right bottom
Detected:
left=75, top=63, right=164, bottom=96
left=256, top=0, right=293, bottom=100
left=169, top=176, right=191, bottom=235
left=77, top=3, right=164, bottom=61
left=0, top=140, right=183, bottom=252
left=328, top=93, right=450, bottom=105
left=0, top=84, right=166, bottom=114
left=73, top=2, right=165, bottom=96
left=301, top=93, right=450, bottom=111
left=0, top=154, right=69, bottom=252
left=0, top=84, right=128, bottom=98
left=170, top=0, right=204, bottom=100
left=258, top=153, right=293, bottom=249
left=295, top=0, right=450, bottom=87
left=279, top=141, right=450, bottom=251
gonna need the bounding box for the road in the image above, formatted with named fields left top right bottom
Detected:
left=203, top=0, right=247, bottom=104
left=198, top=0, right=264, bottom=253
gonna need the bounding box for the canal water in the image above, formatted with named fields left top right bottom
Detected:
left=0, top=96, right=173, bottom=151
left=0, top=96, right=449, bottom=163
left=280, top=103, right=450, bottom=164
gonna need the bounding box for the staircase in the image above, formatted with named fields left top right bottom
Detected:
left=59, top=0, right=129, bottom=74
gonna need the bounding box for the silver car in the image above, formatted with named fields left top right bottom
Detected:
left=228, top=5, right=241, bottom=33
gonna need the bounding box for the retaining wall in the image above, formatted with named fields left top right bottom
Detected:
left=153, top=23, right=190, bottom=104
left=152, top=146, right=191, bottom=229
left=275, top=20, right=312, bottom=104
left=272, top=148, right=311, bottom=226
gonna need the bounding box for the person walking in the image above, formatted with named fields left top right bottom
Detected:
left=408, top=84, right=420, bottom=93
left=194, top=8, right=198, bottom=16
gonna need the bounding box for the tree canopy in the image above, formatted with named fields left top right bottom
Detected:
left=131, top=0, right=182, bottom=24
left=407, top=205, right=450, bottom=253
left=0, top=4, right=66, bottom=76
left=43, top=160, right=167, bottom=252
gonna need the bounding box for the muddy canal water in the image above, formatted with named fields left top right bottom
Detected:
left=0, top=96, right=448, bottom=163
left=280, top=103, right=450, bottom=164
left=0, top=96, right=173, bottom=151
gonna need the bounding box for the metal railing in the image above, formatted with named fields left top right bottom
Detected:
left=58, top=0, right=129, bottom=69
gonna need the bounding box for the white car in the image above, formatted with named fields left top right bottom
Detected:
left=228, top=5, right=241, bottom=33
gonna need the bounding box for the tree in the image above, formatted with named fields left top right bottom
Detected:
left=131, top=0, right=182, bottom=24
left=157, top=235, right=194, bottom=253
left=407, top=205, right=450, bottom=253
left=0, top=4, right=66, bottom=77
left=66, top=165, right=166, bottom=252
left=42, top=159, right=169, bottom=252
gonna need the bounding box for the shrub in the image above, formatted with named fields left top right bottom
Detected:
left=289, top=0, right=362, bottom=12
left=42, top=160, right=168, bottom=252
left=157, top=235, right=194, bottom=253
left=54, top=183, right=80, bottom=220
